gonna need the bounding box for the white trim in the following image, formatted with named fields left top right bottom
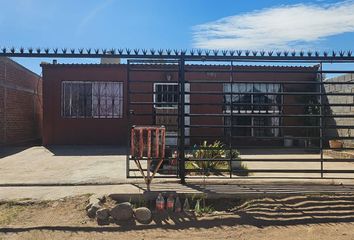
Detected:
left=153, top=82, right=179, bottom=109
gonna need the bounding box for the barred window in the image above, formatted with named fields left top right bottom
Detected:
left=223, top=83, right=281, bottom=137
left=62, top=81, right=123, bottom=118
left=153, top=83, right=179, bottom=109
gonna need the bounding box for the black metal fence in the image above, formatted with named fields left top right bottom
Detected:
left=2, top=47, right=354, bottom=182
left=125, top=56, right=354, bottom=182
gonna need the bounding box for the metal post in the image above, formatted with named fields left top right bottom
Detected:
left=319, top=62, right=324, bottom=178
left=126, top=60, right=131, bottom=178
left=179, top=58, right=186, bottom=183
left=229, top=61, right=234, bottom=178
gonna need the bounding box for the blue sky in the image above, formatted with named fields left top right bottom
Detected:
left=1, top=0, right=354, bottom=74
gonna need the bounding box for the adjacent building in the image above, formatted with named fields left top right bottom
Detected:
left=0, top=57, right=42, bottom=145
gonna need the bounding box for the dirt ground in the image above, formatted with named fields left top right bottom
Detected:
left=1, top=194, right=354, bottom=240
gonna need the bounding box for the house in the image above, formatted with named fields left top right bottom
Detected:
left=0, top=57, right=42, bottom=145
left=40, top=61, right=319, bottom=147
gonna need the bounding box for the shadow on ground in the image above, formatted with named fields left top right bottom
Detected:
left=1, top=194, right=354, bottom=234
left=0, top=146, right=34, bottom=158
left=46, top=145, right=128, bottom=156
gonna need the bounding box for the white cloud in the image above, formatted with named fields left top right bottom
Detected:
left=192, top=1, right=354, bottom=50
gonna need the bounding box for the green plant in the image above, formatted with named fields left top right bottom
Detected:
left=190, top=141, right=229, bottom=174
left=192, top=195, right=214, bottom=215
left=187, top=141, right=245, bottom=176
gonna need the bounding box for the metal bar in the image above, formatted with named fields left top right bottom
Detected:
left=229, top=61, right=234, bottom=178
left=5, top=51, right=354, bottom=62
left=185, top=113, right=354, bottom=117
left=129, top=91, right=354, bottom=96
left=184, top=69, right=354, bottom=74
left=129, top=102, right=354, bottom=107
left=126, top=61, right=131, bottom=178
left=186, top=80, right=354, bottom=84
left=179, top=58, right=186, bottom=183
left=185, top=169, right=354, bottom=173
left=128, top=80, right=354, bottom=84
left=319, top=62, right=324, bottom=178
left=184, top=158, right=354, bottom=162
left=183, top=176, right=354, bottom=180
left=185, top=125, right=322, bottom=129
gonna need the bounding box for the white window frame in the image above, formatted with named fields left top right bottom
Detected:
left=223, top=83, right=282, bottom=137
left=153, top=83, right=179, bottom=109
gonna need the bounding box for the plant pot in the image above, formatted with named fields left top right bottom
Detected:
left=329, top=140, right=343, bottom=149
left=284, top=135, right=293, bottom=147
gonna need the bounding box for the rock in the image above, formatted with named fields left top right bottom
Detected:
left=110, top=202, right=133, bottom=221
left=96, top=194, right=106, bottom=202
left=89, top=195, right=102, bottom=206
left=96, top=208, right=110, bottom=221
left=87, top=203, right=101, bottom=218
left=85, top=203, right=93, bottom=211
left=86, top=194, right=105, bottom=215
left=134, top=207, right=152, bottom=223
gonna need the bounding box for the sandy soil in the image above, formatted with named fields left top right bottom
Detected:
left=1, top=194, right=354, bottom=240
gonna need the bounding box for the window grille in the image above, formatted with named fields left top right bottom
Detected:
left=153, top=83, right=178, bottom=109
left=224, top=83, right=281, bottom=137
left=62, top=81, right=123, bottom=118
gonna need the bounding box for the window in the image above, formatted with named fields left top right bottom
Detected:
left=62, top=81, right=123, bottom=118
left=224, top=83, right=281, bottom=137
left=153, top=83, right=179, bottom=109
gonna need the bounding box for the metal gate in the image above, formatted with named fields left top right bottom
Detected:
left=126, top=54, right=354, bottom=183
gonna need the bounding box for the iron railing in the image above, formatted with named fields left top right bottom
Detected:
left=2, top=46, right=354, bottom=182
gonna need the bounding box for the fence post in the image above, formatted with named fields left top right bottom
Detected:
left=179, top=58, right=186, bottom=183
left=319, top=62, right=324, bottom=178
left=126, top=60, right=131, bottom=178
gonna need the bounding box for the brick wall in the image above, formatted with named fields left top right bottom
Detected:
left=324, top=74, right=354, bottom=147
left=0, top=57, right=42, bottom=145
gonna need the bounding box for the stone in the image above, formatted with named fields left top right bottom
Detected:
left=134, top=207, right=152, bottom=223
left=85, top=203, right=92, bottom=211
left=96, top=194, right=106, bottom=202
left=87, top=203, right=101, bottom=218
left=96, top=208, right=110, bottom=221
left=110, top=202, right=133, bottom=221
left=89, top=195, right=102, bottom=206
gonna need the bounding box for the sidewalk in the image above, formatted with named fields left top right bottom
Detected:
left=2, top=182, right=354, bottom=201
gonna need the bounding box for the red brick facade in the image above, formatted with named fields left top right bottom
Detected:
left=41, top=63, right=318, bottom=146
left=0, top=57, right=42, bottom=145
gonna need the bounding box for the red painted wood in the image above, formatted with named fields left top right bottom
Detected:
left=139, top=129, right=143, bottom=158
left=130, top=128, right=135, bottom=156
left=147, top=129, right=151, bottom=158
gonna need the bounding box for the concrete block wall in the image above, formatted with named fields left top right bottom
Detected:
left=0, top=57, right=42, bottom=145
left=324, top=73, right=354, bottom=147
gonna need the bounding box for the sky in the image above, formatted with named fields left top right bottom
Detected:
left=1, top=0, right=354, bottom=74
